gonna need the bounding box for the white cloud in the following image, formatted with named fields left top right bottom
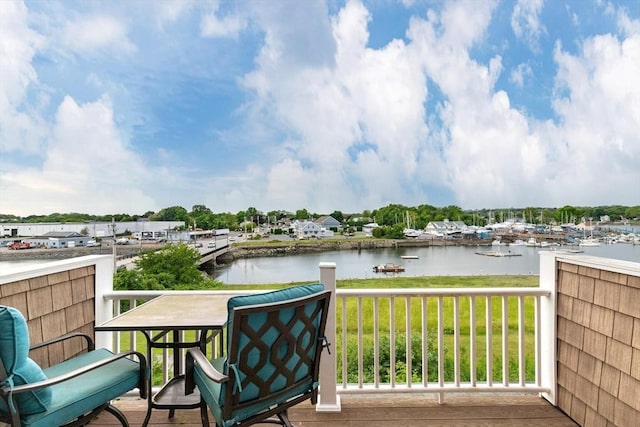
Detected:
left=405, top=1, right=639, bottom=208
left=154, top=0, right=196, bottom=30
left=511, top=0, right=546, bottom=52
left=200, top=0, right=247, bottom=38
left=61, top=14, right=136, bottom=56
left=235, top=0, right=437, bottom=213
left=0, top=0, right=47, bottom=153
left=0, top=96, right=157, bottom=216
left=549, top=32, right=640, bottom=204
left=617, top=7, right=640, bottom=37
left=510, top=62, right=533, bottom=87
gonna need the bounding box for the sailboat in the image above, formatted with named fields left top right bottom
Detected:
left=403, top=211, right=422, bottom=238
left=579, top=219, right=600, bottom=247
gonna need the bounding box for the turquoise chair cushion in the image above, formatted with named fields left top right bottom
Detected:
left=225, top=283, right=325, bottom=359
left=0, top=306, right=52, bottom=415
left=19, top=348, right=141, bottom=427
left=195, top=284, right=325, bottom=427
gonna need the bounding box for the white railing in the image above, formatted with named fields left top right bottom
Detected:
left=96, top=263, right=556, bottom=410
left=335, top=287, right=551, bottom=404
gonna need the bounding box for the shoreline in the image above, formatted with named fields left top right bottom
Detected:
left=0, top=233, right=573, bottom=264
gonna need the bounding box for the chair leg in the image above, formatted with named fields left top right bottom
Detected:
left=276, top=410, right=294, bottom=427
left=105, top=403, right=130, bottom=427
left=200, top=399, right=210, bottom=426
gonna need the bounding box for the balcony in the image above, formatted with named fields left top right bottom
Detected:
left=1, top=252, right=638, bottom=426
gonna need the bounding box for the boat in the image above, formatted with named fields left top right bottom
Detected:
left=400, top=255, right=419, bottom=259
left=579, top=238, right=601, bottom=247
left=373, top=263, right=405, bottom=273
left=509, top=239, right=526, bottom=246
left=475, top=251, right=522, bottom=257
left=491, top=239, right=506, bottom=246
left=403, top=229, right=422, bottom=238
left=579, top=219, right=600, bottom=246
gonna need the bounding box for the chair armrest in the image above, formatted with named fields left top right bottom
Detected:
left=30, top=332, right=95, bottom=352
left=1, top=350, right=147, bottom=399
left=185, top=348, right=228, bottom=395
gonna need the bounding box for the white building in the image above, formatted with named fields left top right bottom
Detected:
left=362, top=223, right=379, bottom=237
left=1, top=221, right=185, bottom=239
left=291, top=220, right=334, bottom=239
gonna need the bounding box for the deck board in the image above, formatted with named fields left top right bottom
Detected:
left=90, top=394, right=578, bottom=426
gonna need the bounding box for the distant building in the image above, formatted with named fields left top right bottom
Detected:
left=290, top=220, right=335, bottom=239
left=425, top=220, right=470, bottom=237
left=362, top=223, right=379, bottom=237
left=1, top=221, right=185, bottom=238
left=314, top=215, right=341, bottom=231
left=26, top=231, right=91, bottom=249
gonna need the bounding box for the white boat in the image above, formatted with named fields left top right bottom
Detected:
left=579, top=219, right=600, bottom=247
left=579, top=238, right=601, bottom=247
left=403, top=229, right=422, bottom=238
left=526, top=238, right=538, bottom=247
left=509, top=239, right=526, bottom=246
left=491, top=239, right=506, bottom=246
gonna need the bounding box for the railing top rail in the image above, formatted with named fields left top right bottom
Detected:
left=102, top=289, right=257, bottom=300
left=103, top=287, right=550, bottom=301
left=335, top=287, right=550, bottom=297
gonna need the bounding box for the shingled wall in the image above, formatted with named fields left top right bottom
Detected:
left=0, top=261, right=98, bottom=368
left=556, top=260, right=640, bottom=426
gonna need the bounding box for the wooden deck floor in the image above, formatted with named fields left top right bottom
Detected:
left=92, top=394, right=578, bottom=426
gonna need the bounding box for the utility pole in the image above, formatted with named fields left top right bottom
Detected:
left=109, top=217, right=117, bottom=273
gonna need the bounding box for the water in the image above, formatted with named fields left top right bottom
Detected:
left=2, top=242, right=638, bottom=284
left=212, top=244, right=640, bottom=284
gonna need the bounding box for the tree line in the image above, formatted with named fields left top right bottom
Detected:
left=1, top=204, right=638, bottom=232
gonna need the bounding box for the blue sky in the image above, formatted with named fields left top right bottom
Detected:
left=1, top=0, right=639, bottom=216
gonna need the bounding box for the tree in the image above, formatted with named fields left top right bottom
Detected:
left=330, top=210, right=344, bottom=222
left=151, top=206, right=190, bottom=222
left=624, top=206, right=640, bottom=220
left=114, top=244, right=222, bottom=291
left=295, top=209, right=310, bottom=220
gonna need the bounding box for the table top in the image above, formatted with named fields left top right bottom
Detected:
left=95, top=294, right=233, bottom=331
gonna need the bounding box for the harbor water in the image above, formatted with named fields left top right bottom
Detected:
left=213, top=243, right=640, bottom=284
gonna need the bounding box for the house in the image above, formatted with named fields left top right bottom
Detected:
left=314, top=215, right=341, bottom=231
left=289, top=220, right=335, bottom=239
left=424, top=221, right=448, bottom=237
left=291, top=220, right=323, bottom=239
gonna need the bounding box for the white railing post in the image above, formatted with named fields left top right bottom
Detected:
left=317, top=262, right=341, bottom=412
left=94, top=255, right=115, bottom=350
left=539, top=251, right=558, bottom=405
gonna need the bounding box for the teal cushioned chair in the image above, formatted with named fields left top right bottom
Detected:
left=0, top=306, right=147, bottom=427
left=186, top=284, right=331, bottom=427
